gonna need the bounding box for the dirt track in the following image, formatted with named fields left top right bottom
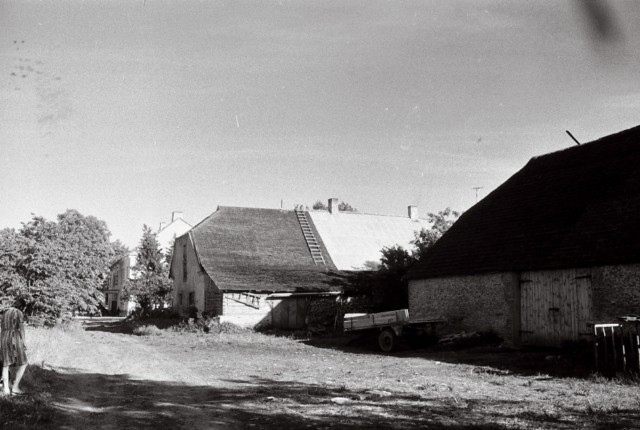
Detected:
left=13, top=319, right=640, bottom=429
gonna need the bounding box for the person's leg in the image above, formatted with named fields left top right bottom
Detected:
left=1, top=366, right=9, bottom=395
left=11, top=364, right=27, bottom=394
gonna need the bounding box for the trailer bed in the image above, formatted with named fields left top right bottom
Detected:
left=344, top=309, right=409, bottom=331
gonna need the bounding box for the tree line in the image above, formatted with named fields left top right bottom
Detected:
left=0, top=210, right=127, bottom=325
left=0, top=210, right=171, bottom=325
left=0, top=206, right=459, bottom=325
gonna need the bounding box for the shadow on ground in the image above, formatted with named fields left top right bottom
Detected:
left=85, top=318, right=596, bottom=379
left=306, top=334, right=596, bottom=379
left=2, top=366, right=639, bottom=430
left=82, top=318, right=181, bottom=335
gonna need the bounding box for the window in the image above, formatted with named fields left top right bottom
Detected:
left=178, top=293, right=183, bottom=306
left=113, top=270, right=119, bottom=287
left=188, top=292, right=194, bottom=306
left=182, top=244, right=187, bottom=282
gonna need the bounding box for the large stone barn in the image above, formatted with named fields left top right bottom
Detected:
left=170, top=200, right=429, bottom=329
left=406, top=125, right=640, bottom=347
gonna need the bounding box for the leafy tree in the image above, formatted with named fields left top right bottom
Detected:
left=370, top=208, right=461, bottom=311
left=312, top=200, right=326, bottom=210
left=338, top=202, right=356, bottom=212
left=164, top=237, right=175, bottom=267
left=311, top=200, right=357, bottom=212
left=121, top=226, right=172, bottom=316
left=0, top=210, right=125, bottom=325
left=380, top=245, right=414, bottom=272
left=411, top=208, right=460, bottom=260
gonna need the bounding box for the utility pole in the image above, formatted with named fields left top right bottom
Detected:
left=473, top=187, right=484, bottom=203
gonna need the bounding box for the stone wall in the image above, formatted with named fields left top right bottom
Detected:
left=171, top=234, right=205, bottom=314
left=408, top=272, right=518, bottom=344
left=592, top=263, right=640, bottom=320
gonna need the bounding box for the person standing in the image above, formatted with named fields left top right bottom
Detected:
left=1, top=305, right=28, bottom=396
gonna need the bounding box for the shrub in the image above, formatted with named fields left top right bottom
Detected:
left=133, top=325, right=163, bottom=336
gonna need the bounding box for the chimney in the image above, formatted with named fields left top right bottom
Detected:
left=159, top=221, right=167, bottom=232
left=172, top=211, right=183, bottom=222
left=328, top=198, right=339, bottom=214
left=408, top=205, right=418, bottom=220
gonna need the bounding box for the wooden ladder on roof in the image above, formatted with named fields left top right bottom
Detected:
left=295, top=210, right=326, bottom=265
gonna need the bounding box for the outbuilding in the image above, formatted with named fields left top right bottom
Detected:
left=171, top=200, right=430, bottom=329
left=406, top=125, right=640, bottom=347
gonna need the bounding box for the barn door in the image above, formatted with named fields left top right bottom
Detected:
left=272, top=298, right=308, bottom=329
left=520, top=269, right=592, bottom=347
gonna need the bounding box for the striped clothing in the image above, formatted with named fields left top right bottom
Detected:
left=1, top=308, right=28, bottom=366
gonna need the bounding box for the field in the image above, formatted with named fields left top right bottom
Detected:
left=1, top=318, right=639, bottom=429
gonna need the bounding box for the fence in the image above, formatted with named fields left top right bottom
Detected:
left=593, top=318, right=640, bottom=376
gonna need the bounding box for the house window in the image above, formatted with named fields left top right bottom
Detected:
left=188, top=292, right=194, bottom=306
left=178, top=293, right=183, bottom=306
left=182, top=244, right=187, bottom=282
left=113, top=270, right=119, bottom=288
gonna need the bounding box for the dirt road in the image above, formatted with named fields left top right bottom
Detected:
left=11, top=319, right=640, bottom=429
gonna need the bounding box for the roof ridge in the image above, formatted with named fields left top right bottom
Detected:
left=531, top=124, right=640, bottom=162
left=310, top=209, right=427, bottom=220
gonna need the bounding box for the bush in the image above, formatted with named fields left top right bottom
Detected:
left=133, top=325, right=163, bottom=336
left=170, top=316, right=246, bottom=334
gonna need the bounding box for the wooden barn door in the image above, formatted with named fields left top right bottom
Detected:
left=272, top=298, right=308, bottom=329
left=520, top=269, right=592, bottom=347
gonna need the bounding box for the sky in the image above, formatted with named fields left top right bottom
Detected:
left=1, top=0, right=640, bottom=249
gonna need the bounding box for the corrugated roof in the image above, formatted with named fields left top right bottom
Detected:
left=308, top=211, right=430, bottom=270
left=406, top=125, right=640, bottom=280
left=189, top=207, right=341, bottom=292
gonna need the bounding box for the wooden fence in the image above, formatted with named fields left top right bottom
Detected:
left=593, top=319, right=640, bottom=376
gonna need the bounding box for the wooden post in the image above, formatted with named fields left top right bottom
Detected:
left=594, top=325, right=600, bottom=372
left=611, top=326, right=618, bottom=374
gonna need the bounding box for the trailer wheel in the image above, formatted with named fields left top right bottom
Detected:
left=378, top=328, right=397, bottom=352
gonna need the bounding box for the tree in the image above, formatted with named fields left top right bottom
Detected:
left=121, top=226, right=172, bottom=316
left=0, top=210, right=125, bottom=325
left=338, top=202, right=356, bottom=212
left=311, top=200, right=357, bottom=212
left=368, top=208, right=461, bottom=312
left=411, top=208, right=460, bottom=260
left=312, top=200, right=327, bottom=210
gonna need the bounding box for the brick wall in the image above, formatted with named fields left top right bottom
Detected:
left=408, top=272, right=518, bottom=343
left=592, top=263, right=640, bottom=320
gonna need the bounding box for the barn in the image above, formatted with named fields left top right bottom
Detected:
left=170, top=199, right=429, bottom=329
left=406, top=125, right=640, bottom=347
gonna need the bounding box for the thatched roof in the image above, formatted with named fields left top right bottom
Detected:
left=188, top=207, right=342, bottom=292
left=407, top=125, right=640, bottom=280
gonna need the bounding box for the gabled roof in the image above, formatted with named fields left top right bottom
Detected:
left=407, top=125, right=640, bottom=280
left=308, top=211, right=430, bottom=270
left=187, top=207, right=341, bottom=293
left=157, top=217, right=192, bottom=252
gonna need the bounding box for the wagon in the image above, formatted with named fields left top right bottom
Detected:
left=343, top=309, right=444, bottom=352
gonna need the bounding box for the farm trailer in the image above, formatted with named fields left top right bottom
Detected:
left=343, top=309, right=443, bottom=352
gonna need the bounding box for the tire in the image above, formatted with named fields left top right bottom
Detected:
left=378, top=328, right=397, bottom=352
